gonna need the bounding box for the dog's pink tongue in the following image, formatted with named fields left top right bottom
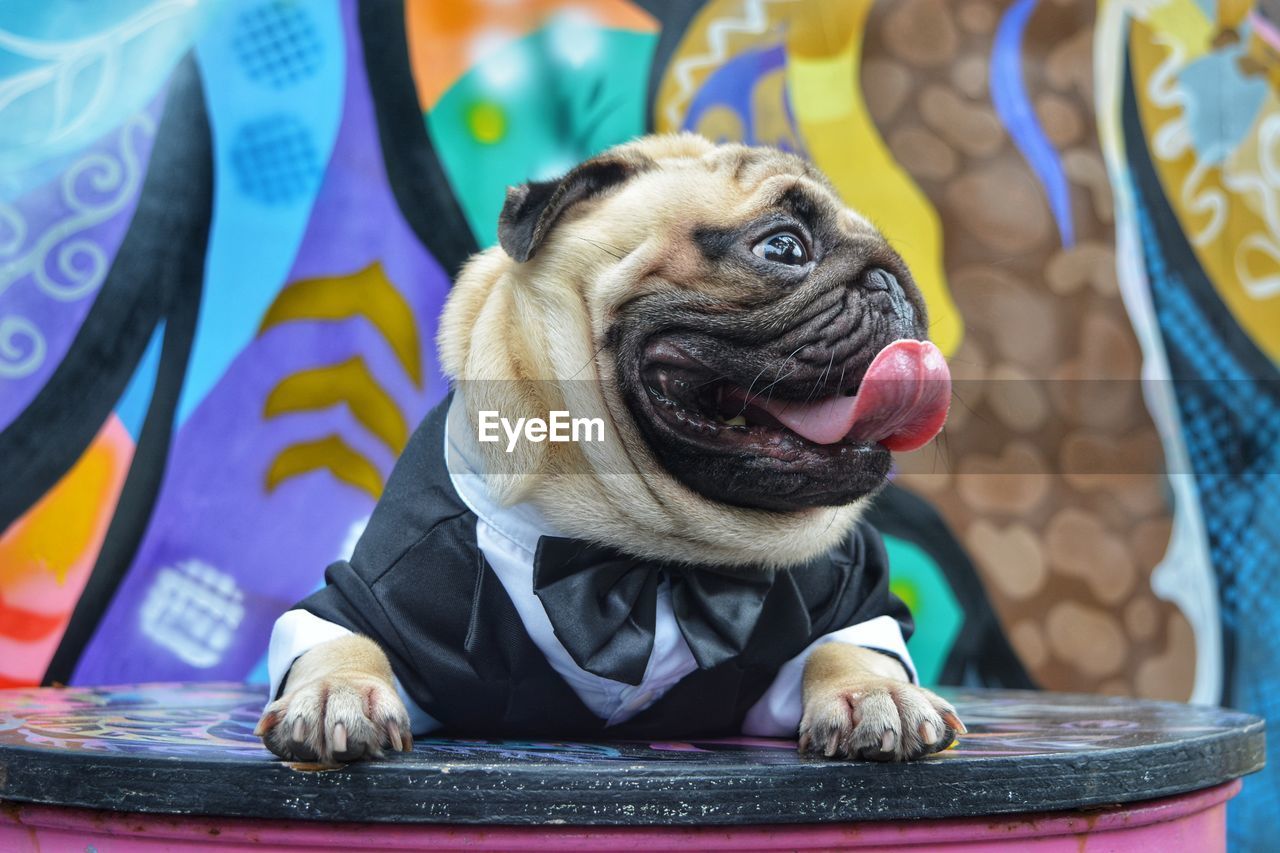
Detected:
left=752, top=340, right=951, bottom=451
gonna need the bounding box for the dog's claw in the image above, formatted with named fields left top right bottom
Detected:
left=253, top=710, right=277, bottom=738
left=942, top=710, right=967, bottom=735
left=332, top=722, right=347, bottom=754
left=799, top=680, right=963, bottom=762
left=258, top=675, right=413, bottom=765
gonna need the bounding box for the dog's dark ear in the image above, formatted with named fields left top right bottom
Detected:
left=498, top=159, right=637, bottom=262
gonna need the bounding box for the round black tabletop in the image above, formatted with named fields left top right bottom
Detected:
left=0, top=683, right=1263, bottom=825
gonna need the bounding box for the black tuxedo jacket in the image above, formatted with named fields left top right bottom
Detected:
left=293, top=397, right=913, bottom=737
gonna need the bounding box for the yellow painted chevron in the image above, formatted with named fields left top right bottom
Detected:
left=265, top=435, right=384, bottom=500
left=259, top=262, right=423, bottom=387
left=264, top=357, right=409, bottom=454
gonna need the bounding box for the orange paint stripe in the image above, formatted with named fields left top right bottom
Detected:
left=0, top=595, right=64, bottom=643
left=405, top=0, right=657, bottom=111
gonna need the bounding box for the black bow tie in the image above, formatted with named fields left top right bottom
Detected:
left=532, top=537, right=814, bottom=685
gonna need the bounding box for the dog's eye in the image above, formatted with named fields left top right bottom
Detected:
left=753, top=232, right=808, bottom=265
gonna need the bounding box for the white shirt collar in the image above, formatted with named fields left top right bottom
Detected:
left=443, top=392, right=564, bottom=557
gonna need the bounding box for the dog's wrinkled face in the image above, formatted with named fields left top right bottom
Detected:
left=609, top=180, right=939, bottom=512
left=494, top=135, right=947, bottom=515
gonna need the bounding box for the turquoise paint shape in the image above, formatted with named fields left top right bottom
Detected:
left=245, top=650, right=270, bottom=686
left=115, top=321, right=164, bottom=439
left=0, top=0, right=212, bottom=181
left=428, top=25, right=657, bottom=247
left=177, top=0, right=345, bottom=426
left=1179, top=45, right=1268, bottom=165
left=884, top=533, right=964, bottom=687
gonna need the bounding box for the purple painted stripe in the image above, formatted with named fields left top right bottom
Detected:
left=0, top=92, right=166, bottom=430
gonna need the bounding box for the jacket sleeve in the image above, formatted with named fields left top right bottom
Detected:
left=740, top=521, right=918, bottom=737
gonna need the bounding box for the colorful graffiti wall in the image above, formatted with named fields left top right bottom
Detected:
left=0, top=0, right=1276, bottom=847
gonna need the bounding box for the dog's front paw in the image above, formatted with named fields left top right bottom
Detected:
left=255, top=674, right=413, bottom=764
left=798, top=679, right=965, bottom=762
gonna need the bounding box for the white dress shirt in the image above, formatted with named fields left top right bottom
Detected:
left=267, top=397, right=917, bottom=736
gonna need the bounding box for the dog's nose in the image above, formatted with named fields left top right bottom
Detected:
left=861, top=268, right=894, bottom=292
left=858, top=268, right=917, bottom=336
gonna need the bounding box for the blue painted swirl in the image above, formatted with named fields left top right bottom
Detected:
left=990, top=0, right=1075, bottom=247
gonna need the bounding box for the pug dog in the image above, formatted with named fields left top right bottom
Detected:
left=256, top=134, right=962, bottom=765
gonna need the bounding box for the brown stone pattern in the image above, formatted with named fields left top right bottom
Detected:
left=864, top=0, right=1194, bottom=699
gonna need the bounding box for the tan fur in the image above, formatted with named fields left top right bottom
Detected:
left=261, top=134, right=964, bottom=763
left=256, top=635, right=411, bottom=765
left=799, top=644, right=965, bottom=761
left=439, top=133, right=876, bottom=569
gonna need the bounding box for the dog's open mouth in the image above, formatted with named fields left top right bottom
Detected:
left=641, top=338, right=951, bottom=457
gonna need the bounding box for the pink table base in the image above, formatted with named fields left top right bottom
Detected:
left=0, top=779, right=1239, bottom=852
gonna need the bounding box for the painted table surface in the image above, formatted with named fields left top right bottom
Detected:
left=0, top=683, right=1264, bottom=826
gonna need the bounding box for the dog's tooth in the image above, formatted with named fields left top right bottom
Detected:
left=724, top=414, right=747, bottom=427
